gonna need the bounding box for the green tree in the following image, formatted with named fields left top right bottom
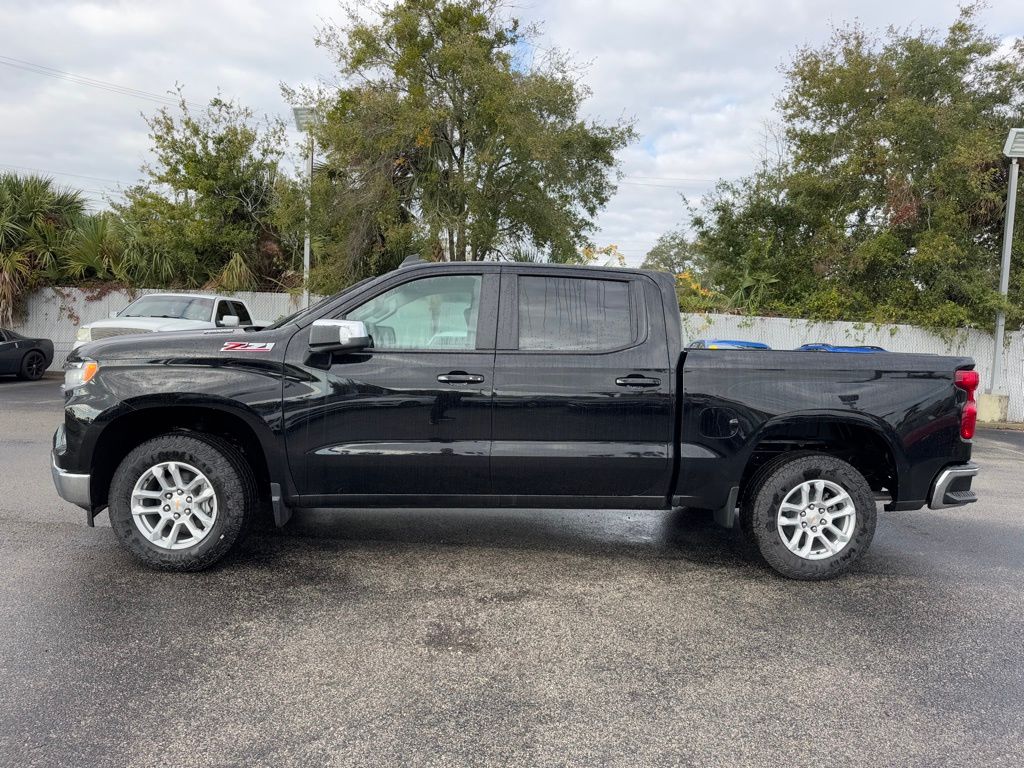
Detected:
left=114, top=92, right=292, bottom=290
left=0, top=173, right=88, bottom=325
left=641, top=230, right=696, bottom=274
left=642, top=229, right=731, bottom=313
left=291, top=0, right=635, bottom=291
left=690, top=5, right=1024, bottom=329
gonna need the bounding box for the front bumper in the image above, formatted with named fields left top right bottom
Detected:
left=51, top=453, right=92, bottom=511
left=928, top=463, right=979, bottom=509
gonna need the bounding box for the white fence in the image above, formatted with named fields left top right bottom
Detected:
left=13, top=287, right=305, bottom=372
left=682, top=313, right=1024, bottom=422
left=10, top=288, right=1024, bottom=422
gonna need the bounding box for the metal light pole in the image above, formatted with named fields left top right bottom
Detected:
left=292, top=106, right=316, bottom=308
left=991, top=128, right=1024, bottom=393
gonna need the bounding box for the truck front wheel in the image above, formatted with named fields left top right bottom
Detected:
left=108, top=433, right=257, bottom=571
left=740, top=452, right=877, bottom=580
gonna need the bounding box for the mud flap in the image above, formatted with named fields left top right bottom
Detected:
left=713, top=486, right=739, bottom=528
left=270, top=482, right=292, bottom=527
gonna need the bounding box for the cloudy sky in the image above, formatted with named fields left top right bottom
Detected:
left=1, top=0, right=1021, bottom=265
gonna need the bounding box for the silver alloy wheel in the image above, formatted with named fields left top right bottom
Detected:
left=130, top=461, right=218, bottom=550
left=777, top=479, right=856, bottom=561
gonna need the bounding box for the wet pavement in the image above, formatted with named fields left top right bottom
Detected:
left=1, top=376, right=1022, bottom=767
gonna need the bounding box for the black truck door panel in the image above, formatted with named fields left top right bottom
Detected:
left=283, top=271, right=498, bottom=499
left=490, top=270, right=674, bottom=500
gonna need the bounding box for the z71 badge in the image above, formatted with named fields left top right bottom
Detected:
left=221, top=341, right=275, bottom=352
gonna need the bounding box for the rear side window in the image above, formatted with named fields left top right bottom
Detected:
left=517, top=276, right=633, bottom=351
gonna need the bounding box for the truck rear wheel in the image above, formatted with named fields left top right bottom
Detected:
left=108, top=433, right=257, bottom=571
left=740, top=452, right=876, bottom=580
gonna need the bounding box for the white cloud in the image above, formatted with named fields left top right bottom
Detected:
left=0, top=0, right=1020, bottom=261
left=517, top=0, right=1023, bottom=263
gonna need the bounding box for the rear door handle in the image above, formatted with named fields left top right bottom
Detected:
left=615, top=375, right=661, bottom=388
left=437, top=371, right=485, bottom=384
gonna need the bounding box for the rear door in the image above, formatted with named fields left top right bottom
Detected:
left=490, top=268, right=674, bottom=503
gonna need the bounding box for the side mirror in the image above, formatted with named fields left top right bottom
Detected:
left=109, top=310, right=120, bottom=319
left=221, top=315, right=240, bottom=328
left=309, top=319, right=370, bottom=352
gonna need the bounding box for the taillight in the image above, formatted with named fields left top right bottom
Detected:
left=955, top=369, right=979, bottom=440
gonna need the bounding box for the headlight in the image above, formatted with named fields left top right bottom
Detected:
left=65, top=360, right=99, bottom=389
left=76, top=327, right=92, bottom=342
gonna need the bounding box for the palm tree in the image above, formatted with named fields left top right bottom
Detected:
left=0, top=172, right=87, bottom=325
left=64, top=213, right=124, bottom=280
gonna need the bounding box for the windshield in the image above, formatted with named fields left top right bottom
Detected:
left=119, top=295, right=215, bottom=321
left=265, top=276, right=380, bottom=330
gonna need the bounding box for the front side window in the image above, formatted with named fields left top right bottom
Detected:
left=215, top=301, right=233, bottom=323
left=518, top=276, right=633, bottom=351
left=230, top=302, right=252, bottom=324
left=346, top=275, right=482, bottom=350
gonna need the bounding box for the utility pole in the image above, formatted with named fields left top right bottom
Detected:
left=303, top=134, right=313, bottom=309
left=292, top=106, right=316, bottom=308
left=992, top=129, right=1024, bottom=393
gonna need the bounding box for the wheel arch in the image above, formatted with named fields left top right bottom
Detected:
left=737, top=411, right=906, bottom=505
left=89, top=400, right=278, bottom=511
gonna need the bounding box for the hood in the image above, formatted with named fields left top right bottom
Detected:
left=70, top=325, right=290, bottom=364
left=84, top=317, right=213, bottom=333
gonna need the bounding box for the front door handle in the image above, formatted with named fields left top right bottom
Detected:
left=437, top=371, right=485, bottom=384
left=615, top=375, right=661, bottom=388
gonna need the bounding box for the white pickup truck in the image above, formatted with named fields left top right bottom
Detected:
left=74, top=293, right=262, bottom=349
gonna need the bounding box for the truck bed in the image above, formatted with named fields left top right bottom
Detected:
left=673, top=349, right=975, bottom=515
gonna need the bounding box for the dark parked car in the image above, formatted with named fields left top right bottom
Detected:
left=0, top=329, right=53, bottom=380
left=52, top=261, right=979, bottom=580
left=799, top=343, right=886, bottom=353
left=688, top=339, right=771, bottom=350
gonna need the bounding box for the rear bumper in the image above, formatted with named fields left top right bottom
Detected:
left=928, top=463, right=979, bottom=509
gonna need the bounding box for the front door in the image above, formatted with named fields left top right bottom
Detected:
left=490, top=269, right=674, bottom=503
left=284, top=270, right=498, bottom=501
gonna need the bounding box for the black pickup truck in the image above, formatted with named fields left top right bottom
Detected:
left=52, top=261, right=980, bottom=579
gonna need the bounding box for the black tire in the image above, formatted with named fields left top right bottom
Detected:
left=739, top=452, right=877, bottom=580
left=18, top=350, right=46, bottom=380
left=108, top=433, right=258, bottom=571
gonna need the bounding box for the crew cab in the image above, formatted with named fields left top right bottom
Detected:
left=51, top=261, right=980, bottom=579
left=73, top=292, right=261, bottom=349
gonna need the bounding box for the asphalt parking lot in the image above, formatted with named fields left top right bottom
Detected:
left=1, top=375, right=1023, bottom=767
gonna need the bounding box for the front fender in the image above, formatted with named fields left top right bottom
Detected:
left=64, top=357, right=289, bottom=490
